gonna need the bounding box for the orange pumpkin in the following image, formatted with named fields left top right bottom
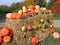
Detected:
left=31, top=37, right=38, bottom=44
left=1, top=27, right=9, bottom=36
left=8, top=29, right=13, bottom=37
left=51, top=27, right=55, bottom=33
left=27, top=25, right=32, bottom=31
left=0, top=30, right=2, bottom=37
left=16, top=15, right=22, bottom=19
left=3, top=36, right=11, bottom=43
left=11, top=13, right=18, bottom=19
left=48, top=10, right=52, bottom=14
left=23, top=12, right=28, bottom=17
left=0, top=37, right=3, bottom=43
left=6, top=13, right=12, bottom=19
left=28, top=5, right=35, bottom=10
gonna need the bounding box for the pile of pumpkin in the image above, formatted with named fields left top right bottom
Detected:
left=6, top=5, right=52, bottom=19
left=51, top=27, right=60, bottom=39
left=0, top=27, right=13, bottom=44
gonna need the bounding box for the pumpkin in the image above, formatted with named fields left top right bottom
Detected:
left=22, top=26, right=26, bottom=32
left=40, top=18, right=44, bottom=23
left=48, top=10, right=52, bottom=14
left=27, top=25, right=32, bottom=31
left=16, top=15, right=22, bottom=19
left=18, top=10, right=23, bottom=15
left=22, top=6, right=27, bottom=13
left=51, top=27, right=55, bottom=33
left=6, top=13, right=12, bottom=19
left=0, top=37, right=3, bottom=43
left=32, top=24, right=38, bottom=30
left=31, top=37, right=38, bottom=44
left=42, top=23, right=49, bottom=29
left=50, top=23, right=53, bottom=28
left=1, top=27, right=9, bottom=36
left=40, top=8, right=46, bottom=11
left=3, top=36, right=11, bottom=43
left=8, top=29, right=13, bottom=37
left=11, top=13, right=18, bottom=19
left=40, top=8, right=46, bottom=14
left=35, top=5, right=40, bottom=13
left=22, top=32, right=26, bottom=38
left=23, top=12, right=28, bottom=17
left=0, top=30, right=2, bottom=37
left=35, top=5, right=40, bottom=10
left=28, top=5, right=35, bottom=10
left=53, top=32, right=60, bottom=39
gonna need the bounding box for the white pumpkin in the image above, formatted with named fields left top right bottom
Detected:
left=35, top=5, right=40, bottom=10
left=22, top=26, right=26, bottom=32
left=6, top=13, right=12, bottom=19
left=18, top=10, right=22, bottom=15
left=22, top=6, right=27, bottom=13
left=53, top=32, right=60, bottom=39
left=40, top=7, right=46, bottom=11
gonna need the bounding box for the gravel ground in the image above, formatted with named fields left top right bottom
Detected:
left=54, top=20, right=60, bottom=28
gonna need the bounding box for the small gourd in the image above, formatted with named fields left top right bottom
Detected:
left=27, top=25, right=32, bottom=31
left=3, top=36, right=11, bottom=43
left=22, top=26, right=26, bottom=32
left=31, top=37, right=38, bottom=44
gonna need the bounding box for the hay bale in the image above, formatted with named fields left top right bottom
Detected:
left=1, top=14, right=54, bottom=45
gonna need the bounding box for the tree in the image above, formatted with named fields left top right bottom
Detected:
left=51, top=0, right=60, bottom=14
left=24, top=0, right=35, bottom=8
left=9, top=2, right=24, bottom=12
left=24, top=0, right=46, bottom=8
left=39, top=0, right=46, bottom=7
left=46, top=0, right=57, bottom=9
left=0, top=5, right=9, bottom=13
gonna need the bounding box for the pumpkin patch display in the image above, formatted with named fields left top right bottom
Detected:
left=3, top=5, right=56, bottom=45
left=3, top=36, right=11, bottom=43
left=0, top=37, right=3, bottom=43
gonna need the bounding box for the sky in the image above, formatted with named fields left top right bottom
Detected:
left=0, top=0, right=50, bottom=6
